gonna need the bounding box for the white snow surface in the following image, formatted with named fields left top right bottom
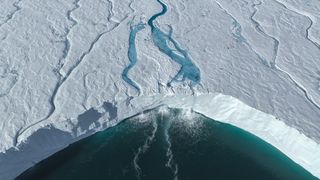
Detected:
left=0, top=0, right=320, bottom=179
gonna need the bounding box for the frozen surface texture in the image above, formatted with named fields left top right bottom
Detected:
left=0, top=0, right=320, bottom=179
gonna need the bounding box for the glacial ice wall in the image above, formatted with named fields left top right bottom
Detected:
left=0, top=0, right=320, bottom=178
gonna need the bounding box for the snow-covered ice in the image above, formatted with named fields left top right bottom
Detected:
left=0, top=0, right=320, bottom=179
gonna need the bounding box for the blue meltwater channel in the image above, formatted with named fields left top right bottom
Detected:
left=122, top=23, right=145, bottom=94
left=148, top=0, right=201, bottom=86
left=122, top=0, right=201, bottom=91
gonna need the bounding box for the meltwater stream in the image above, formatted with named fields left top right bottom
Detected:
left=121, top=0, right=200, bottom=92
left=122, top=24, right=145, bottom=94
left=18, top=108, right=317, bottom=180
left=148, top=0, right=201, bottom=85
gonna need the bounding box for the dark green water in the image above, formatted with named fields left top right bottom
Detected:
left=17, top=108, right=317, bottom=180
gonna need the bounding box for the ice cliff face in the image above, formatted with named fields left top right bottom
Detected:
left=0, top=0, right=320, bottom=178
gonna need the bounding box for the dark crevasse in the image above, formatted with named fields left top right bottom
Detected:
left=122, top=23, right=145, bottom=94
left=17, top=108, right=317, bottom=180
left=148, top=0, right=201, bottom=86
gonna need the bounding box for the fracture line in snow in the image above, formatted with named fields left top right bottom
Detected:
left=273, top=0, right=320, bottom=50
left=216, top=0, right=320, bottom=114
left=215, top=1, right=271, bottom=68
left=279, top=69, right=320, bottom=110
left=106, top=0, right=114, bottom=21
left=249, top=1, right=279, bottom=68
left=55, top=0, right=81, bottom=78
left=163, top=113, right=178, bottom=180
left=0, top=0, right=22, bottom=29
left=11, top=0, right=79, bottom=146
left=14, top=0, right=81, bottom=146
left=250, top=1, right=320, bottom=111
left=133, top=115, right=158, bottom=180
left=128, top=0, right=135, bottom=14
left=14, top=7, right=128, bottom=147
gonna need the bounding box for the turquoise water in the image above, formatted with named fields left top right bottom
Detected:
left=122, top=23, right=145, bottom=94
left=122, top=0, right=201, bottom=88
left=148, top=0, right=201, bottom=86
left=17, top=108, right=317, bottom=180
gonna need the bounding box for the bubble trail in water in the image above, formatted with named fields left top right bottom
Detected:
left=162, top=111, right=179, bottom=180
left=133, top=114, right=158, bottom=180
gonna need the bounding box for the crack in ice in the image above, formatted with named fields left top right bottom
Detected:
left=249, top=1, right=280, bottom=68
left=215, top=1, right=270, bottom=67
left=14, top=3, right=128, bottom=147
left=273, top=0, right=320, bottom=50
left=0, top=0, right=22, bottom=29
left=106, top=0, right=114, bottom=21
left=55, top=0, right=81, bottom=78
left=128, top=0, right=135, bottom=14
left=249, top=1, right=320, bottom=111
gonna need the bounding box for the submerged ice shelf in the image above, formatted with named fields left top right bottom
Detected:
left=1, top=0, right=320, bottom=179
